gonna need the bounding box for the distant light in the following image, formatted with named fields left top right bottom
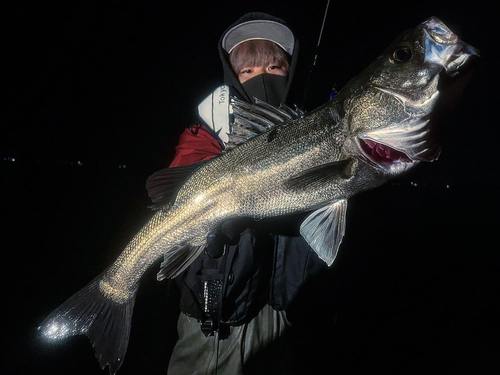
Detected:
left=118, top=165, right=127, bottom=169
left=446, top=184, right=450, bottom=189
left=4, top=157, right=16, bottom=162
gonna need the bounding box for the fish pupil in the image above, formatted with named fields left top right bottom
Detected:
left=392, top=48, right=412, bottom=63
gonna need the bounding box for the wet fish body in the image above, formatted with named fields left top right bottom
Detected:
left=39, top=17, right=477, bottom=374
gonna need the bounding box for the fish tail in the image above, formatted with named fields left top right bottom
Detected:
left=38, top=274, right=136, bottom=375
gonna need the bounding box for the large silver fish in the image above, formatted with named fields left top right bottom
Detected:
left=39, top=17, right=477, bottom=373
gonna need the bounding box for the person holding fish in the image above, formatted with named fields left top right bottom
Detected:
left=39, top=12, right=478, bottom=375
left=164, top=12, right=326, bottom=375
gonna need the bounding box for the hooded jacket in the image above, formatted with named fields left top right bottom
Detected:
left=196, top=12, right=299, bottom=146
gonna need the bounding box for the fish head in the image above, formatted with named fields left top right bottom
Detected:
left=342, top=17, right=478, bottom=176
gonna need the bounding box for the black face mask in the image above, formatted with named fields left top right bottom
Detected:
left=241, top=74, right=288, bottom=107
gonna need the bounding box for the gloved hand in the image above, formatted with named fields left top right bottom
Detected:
left=205, top=218, right=254, bottom=258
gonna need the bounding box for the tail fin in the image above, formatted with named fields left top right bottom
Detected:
left=38, top=276, right=136, bottom=374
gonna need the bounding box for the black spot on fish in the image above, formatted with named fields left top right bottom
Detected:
left=267, top=128, right=278, bottom=142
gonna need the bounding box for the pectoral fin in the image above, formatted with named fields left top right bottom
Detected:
left=285, top=159, right=355, bottom=191
left=300, top=199, right=348, bottom=266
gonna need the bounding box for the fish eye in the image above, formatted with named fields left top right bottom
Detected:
left=392, top=47, right=413, bottom=63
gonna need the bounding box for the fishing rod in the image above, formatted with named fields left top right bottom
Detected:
left=300, top=0, right=332, bottom=109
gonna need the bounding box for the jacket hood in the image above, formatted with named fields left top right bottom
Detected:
left=218, top=12, right=299, bottom=104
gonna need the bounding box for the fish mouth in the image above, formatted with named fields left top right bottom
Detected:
left=423, top=17, right=480, bottom=76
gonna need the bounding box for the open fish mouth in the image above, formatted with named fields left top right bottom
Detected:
left=423, top=17, right=480, bottom=76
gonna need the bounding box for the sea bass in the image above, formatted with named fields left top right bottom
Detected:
left=39, top=17, right=477, bottom=373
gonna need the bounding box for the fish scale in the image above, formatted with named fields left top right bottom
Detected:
left=101, top=107, right=346, bottom=299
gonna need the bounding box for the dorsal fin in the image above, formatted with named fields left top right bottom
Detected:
left=226, top=97, right=304, bottom=150
left=145, top=161, right=205, bottom=209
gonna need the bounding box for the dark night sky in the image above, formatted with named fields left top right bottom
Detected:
left=3, top=1, right=500, bottom=375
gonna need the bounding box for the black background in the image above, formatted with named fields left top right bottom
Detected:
left=3, top=1, right=499, bottom=374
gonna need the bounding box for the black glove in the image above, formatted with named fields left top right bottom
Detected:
left=205, top=218, right=254, bottom=258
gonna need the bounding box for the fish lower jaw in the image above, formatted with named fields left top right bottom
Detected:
left=358, top=138, right=417, bottom=175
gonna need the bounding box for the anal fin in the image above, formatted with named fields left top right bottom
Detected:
left=157, top=243, right=206, bottom=280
